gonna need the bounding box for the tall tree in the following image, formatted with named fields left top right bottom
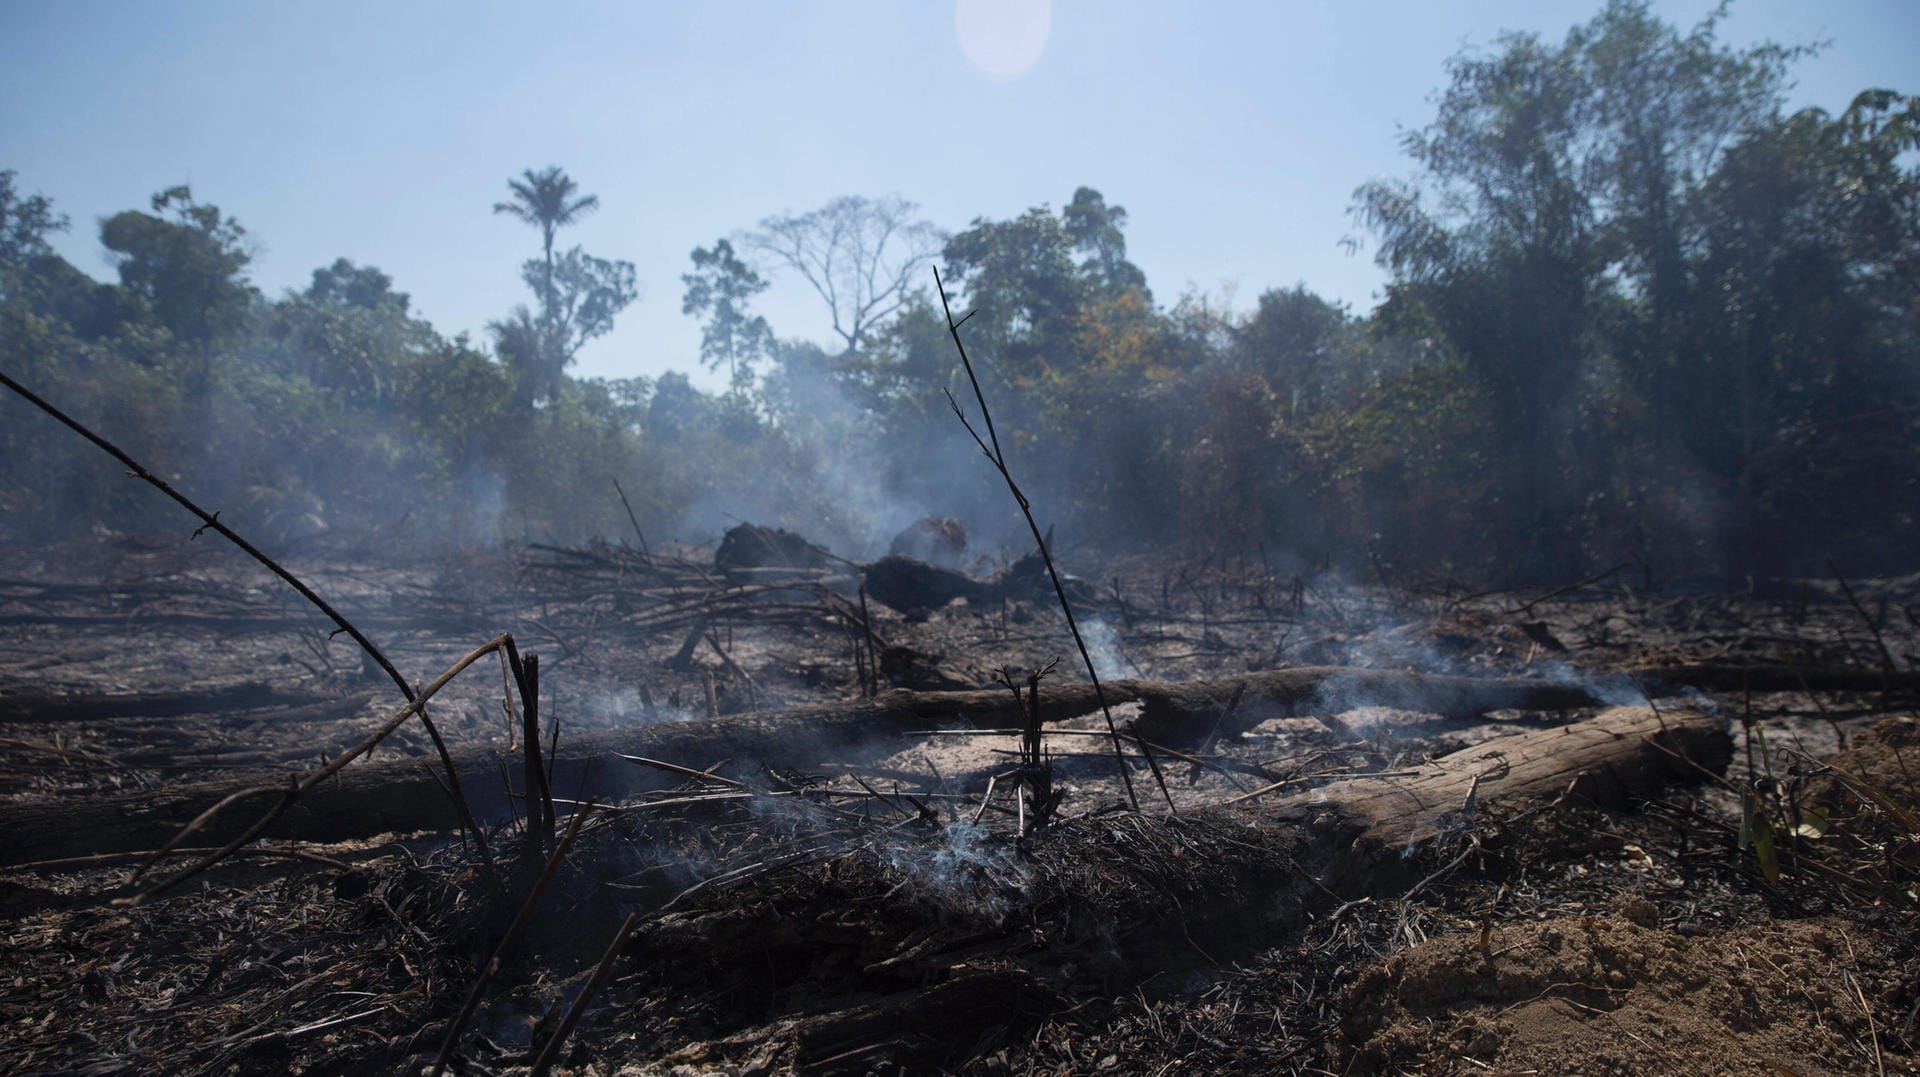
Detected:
left=1232, top=284, right=1351, bottom=414
left=490, top=246, right=636, bottom=411
left=1062, top=186, right=1147, bottom=299
left=941, top=186, right=1150, bottom=389
left=494, top=166, right=600, bottom=327
left=491, top=167, right=635, bottom=409
left=1351, top=1, right=1805, bottom=571
left=1685, top=89, right=1920, bottom=573
left=306, top=257, right=409, bottom=314
left=743, top=195, right=944, bottom=355
left=681, top=238, right=774, bottom=390
left=941, top=204, right=1087, bottom=390
left=528, top=246, right=637, bottom=359
left=1572, top=2, right=1811, bottom=433
left=99, top=185, right=255, bottom=351
left=266, top=258, right=437, bottom=406
left=0, top=170, right=68, bottom=300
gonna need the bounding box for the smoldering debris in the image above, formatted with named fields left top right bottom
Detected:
left=888, top=515, right=969, bottom=568
left=714, top=522, right=838, bottom=573
left=5, top=540, right=1919, bottom=1075
left=862, top=547, right=1091, bottom=617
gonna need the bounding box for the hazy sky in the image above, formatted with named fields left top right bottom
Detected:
left=3, top=0, right=1914, bottom=389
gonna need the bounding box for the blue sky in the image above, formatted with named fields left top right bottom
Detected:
left=3, top=0, right=1915, bottom=389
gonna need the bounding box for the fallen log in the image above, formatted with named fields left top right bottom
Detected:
left=1636, top=664, right=1920, bottom=696
left=1025, top=706, right=1730, bottom=971
left=0, top=682, right=337, bottom=725
left=1126, top=665, right=1602, bottom=745
left=0, top=666, right=1620, bottom=865
left=630, top=706, right=1730, bottom=1072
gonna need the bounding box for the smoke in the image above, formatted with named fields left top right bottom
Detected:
left=881, top=817, right=1029, bottom=920
left=1524, top=660, right=1644, bottom=709
left=718, top=769, right=1030, bottom=920
left=1081, top=616, right=1131, bottom=681
left=581, top=688, right=702, bottom=726
left=753, top=335, right=1046, bottom=560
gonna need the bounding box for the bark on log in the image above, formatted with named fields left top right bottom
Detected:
left=1086, top=707, right=1725, bottom=1012
left=1026, top=705, right=1729, bottom=974
left=0, top=666, right=1619, bottom=865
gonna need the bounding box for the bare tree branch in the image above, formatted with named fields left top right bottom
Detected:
left=744, top=195, right=945, bottom=354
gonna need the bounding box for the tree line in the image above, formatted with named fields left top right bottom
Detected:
left=2, top=1, right=1915, bottom=581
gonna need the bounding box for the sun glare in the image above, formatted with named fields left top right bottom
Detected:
left=955, top=0, right=1052, bottom=83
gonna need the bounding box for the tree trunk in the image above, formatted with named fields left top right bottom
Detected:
left=0, top=666, right=1622, bottom=865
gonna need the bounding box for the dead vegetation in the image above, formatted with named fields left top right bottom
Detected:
left=3, top=352, right=1919, bottom=1076
left=3, top=527, right=1919, bottom=1075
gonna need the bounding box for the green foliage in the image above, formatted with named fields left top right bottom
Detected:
left=99, top=186, right=256, bottom=353
left=941, top=201, right=1091, bottom=390
left=1354, top=0, right=1917, bottom=577
left=492, top=167, right=634, bottom=411
left=1062, top=187, right=1147, bottom=300
left=4, top=6, right=1914, bottom=579
left=0, top=170, right=69, bottom=301
left=681, top=238, right=773, bottom=389
left=1233, top=285, right=1354, bottom=414
left=307, top=257, right=410, bottom=314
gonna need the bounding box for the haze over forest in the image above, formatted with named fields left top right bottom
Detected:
left=2, top=0, right=1917, bottom=583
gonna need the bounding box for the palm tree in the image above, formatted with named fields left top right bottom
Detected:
left=493, top=166, right=600, bottom=325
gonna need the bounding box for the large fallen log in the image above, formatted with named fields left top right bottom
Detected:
left=1636, top=663, right=1920, bottom=696
left=631, top=706, right=1731, bottom=1072
left=0, top=666, right=1612, bottom=865
left=0, top=683, right=351, bottom=725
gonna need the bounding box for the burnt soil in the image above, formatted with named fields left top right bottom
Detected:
left=2, top=534, right=1918, bottom=1075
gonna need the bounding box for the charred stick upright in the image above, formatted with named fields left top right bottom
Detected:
left=612, top=477, right=653, bottom=558
left=934, top=268, right=1171, bottom=812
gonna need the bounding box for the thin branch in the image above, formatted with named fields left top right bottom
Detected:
left=0, top=368, right=497, bottom=877
left=530, top=910, right=642, bottom=1076
left=121, top=633, right=518, bottom=904
left=933, top=268, right=1167, bottom=812
left=612, top=479, right=652, bottom=558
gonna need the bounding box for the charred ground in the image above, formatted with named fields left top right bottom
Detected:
left=1, top=533, right=1917, bottom=1075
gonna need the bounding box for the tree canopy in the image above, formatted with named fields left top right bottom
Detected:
left=744, top=195, right=944, bottom=356
left=491, top=167, right=636, bottom=411
left=1, top=1, right=1913, bottom=578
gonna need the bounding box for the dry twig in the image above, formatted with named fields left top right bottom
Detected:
left=934, top=267, right=1168, bottom=812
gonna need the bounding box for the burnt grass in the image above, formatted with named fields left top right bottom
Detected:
left=1, top=534, right=1918, bottom=1075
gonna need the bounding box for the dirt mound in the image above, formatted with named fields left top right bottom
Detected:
left=1812, top=714, right=1920, bottom=818
left=1339, top=910, right=1909, bottom=1075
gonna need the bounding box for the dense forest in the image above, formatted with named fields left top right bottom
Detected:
left=3, top=1, right=1916, bottom=583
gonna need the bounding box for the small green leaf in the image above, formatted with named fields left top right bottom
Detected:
left=1741, top=789, right=1780, bottom=882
